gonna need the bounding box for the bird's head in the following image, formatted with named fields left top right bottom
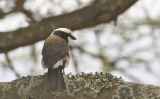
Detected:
left=52, top=28, right=76, bottom=43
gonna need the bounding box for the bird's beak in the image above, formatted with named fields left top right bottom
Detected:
left=71, top=35, right=76, bottom=40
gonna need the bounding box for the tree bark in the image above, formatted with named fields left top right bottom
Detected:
left=0, top=0, right=138, bottom=53
left=0, top=72, right=160, bottom=99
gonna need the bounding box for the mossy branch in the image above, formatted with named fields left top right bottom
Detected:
left=0, top=73, right=160, bottom=99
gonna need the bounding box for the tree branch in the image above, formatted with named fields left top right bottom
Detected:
left=0, top=0, right=138, bottom=53
left=0, top=0, right=27, bottom=19
left=4, top=53, right=20, bottom=78
left=1, top=72, right=160, bottom=99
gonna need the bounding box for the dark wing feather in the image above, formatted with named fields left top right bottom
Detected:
left=42, top=35, right=69, bottom=68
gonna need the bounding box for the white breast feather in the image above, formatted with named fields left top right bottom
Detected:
left=53, top=59, right=63, bottom=69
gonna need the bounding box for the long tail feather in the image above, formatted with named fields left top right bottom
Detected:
left=47, top=67, right=66, bottom=92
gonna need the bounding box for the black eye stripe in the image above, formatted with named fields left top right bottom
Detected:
left=67, top=34, right=72, bottom=37
left=53, top=30, right=76, bottom=42
left=54, top=31, right=71, bottom=36
left=54, top=31, right=66, bottom=35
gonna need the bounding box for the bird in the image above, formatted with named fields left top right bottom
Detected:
left=41, top=28, right=76, bottom=93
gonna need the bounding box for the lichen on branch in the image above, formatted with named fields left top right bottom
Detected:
left=65, top=72, right=123, bottom=98
left=1, top=72, right=160, bottom=99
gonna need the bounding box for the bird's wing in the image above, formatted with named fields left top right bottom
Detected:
left=42, top=36, right=69, bottom=68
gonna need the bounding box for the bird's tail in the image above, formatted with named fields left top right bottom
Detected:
left=47, top=67, right=66, bottom=93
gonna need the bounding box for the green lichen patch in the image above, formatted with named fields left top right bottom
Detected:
left=112, top=85, right=134, bottom=99
left=15, top=75, right=43, bottom=97
left=0, top=82, right=12, bottom=99
left=141, top=85, right=160, bottom=99
left=64, top=72, right=124, bottom=98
